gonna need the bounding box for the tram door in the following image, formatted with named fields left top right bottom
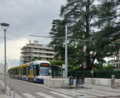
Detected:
left=34, top=66, right=36, bottom=82
left=26, top=67, right=28, bottom=80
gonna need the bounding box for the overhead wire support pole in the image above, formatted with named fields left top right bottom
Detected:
left=65, top=26, right=68, bottom=79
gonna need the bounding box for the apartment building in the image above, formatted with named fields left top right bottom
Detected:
left=114, top=53, right=120, bottom=70
left=21, top=40, right=56, bottom=64
left=0, top=63, right=4, bottom=74
left=0, top=63, right=8, bottom=74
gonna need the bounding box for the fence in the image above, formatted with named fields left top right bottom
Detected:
left=85, top=70, right=120, bottom=79
left=53, top=70, right=120, bottom=79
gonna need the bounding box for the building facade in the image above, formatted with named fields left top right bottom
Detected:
left=0, top=63, right=4, bottom=74
left=0, top=63, right=8, bottom=74
left=21, top=40, right=56, bottom=64
left=114, top=55, right=120, bottom=70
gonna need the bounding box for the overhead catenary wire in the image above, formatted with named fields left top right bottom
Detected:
left=29, top=35, right=92, bottom=42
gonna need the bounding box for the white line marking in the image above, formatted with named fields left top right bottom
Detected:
left=36, top=92, right=55, bottom=98
left=22, top=93, right=35, bottom=98
left=50, top=91, right=73, bottom=98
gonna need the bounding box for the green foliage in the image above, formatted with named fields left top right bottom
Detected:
left=49, top=0, right=120, bottom=70
left=31, top=57, right=35, bottom=61
left=37, top=56, right=42, bottom=60
left=48, top=60, right=65, bottom=66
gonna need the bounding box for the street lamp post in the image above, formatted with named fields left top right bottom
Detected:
left=1, top=23, right=9, bottom=92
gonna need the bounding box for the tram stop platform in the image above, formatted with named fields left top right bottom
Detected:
left=57, top=83, right=120, bottom=98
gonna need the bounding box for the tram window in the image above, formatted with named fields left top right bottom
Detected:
left=15, top=69, right=16, bottom=75
left=17, top=69, right=18, bottom=75
left=23, top=67, right=26, bottom=75
left=40, top=68, right=49, bottom=76
left=26, top=67, right=29, bottom=75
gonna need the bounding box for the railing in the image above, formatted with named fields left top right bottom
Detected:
left=53, top=70, right=120, bottom=79
left=21, top=49, right=33, bottom=52
left=25, top=45, right=53, bottom=49
left=32, top=50, right=56, bottom=54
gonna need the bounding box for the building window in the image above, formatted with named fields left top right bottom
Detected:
left=46, top=54, right=52, bottom=56
left=39, top=49, right=42, bottom=51
left=40, top=53, right=42, bottom=55
left=29, top=58, right=31, bottom=60
left=28, top=48, right=31, bottom=51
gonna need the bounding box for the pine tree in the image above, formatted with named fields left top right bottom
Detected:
left=49, top=0, right=120, bottom=70
left=90, top=0, right=120, bottom=68
left=60, top=0, right=98, bottom=70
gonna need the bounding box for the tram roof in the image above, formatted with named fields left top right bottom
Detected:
left=32, top=60, right=50, bottom=65
left=22, top=63, right=28, bottom=67
left=14, top=66, right=19, bottom=69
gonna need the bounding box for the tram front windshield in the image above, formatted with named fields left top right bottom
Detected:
left=40, top=67, right=49, bottom=76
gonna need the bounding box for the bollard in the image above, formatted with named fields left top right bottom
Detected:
left=13, top=85, right=15, bottom=98
left=9, top=83, right=11, bottom=96
left=76, top=77, right=78, bottom=90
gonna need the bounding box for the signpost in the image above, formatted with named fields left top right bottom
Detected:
left=91, top=67, right=94, bottom=84
left=62, top=64, right=65, bottom=77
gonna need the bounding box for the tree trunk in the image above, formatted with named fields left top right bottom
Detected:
left=86, top=56, right=91, bottom=70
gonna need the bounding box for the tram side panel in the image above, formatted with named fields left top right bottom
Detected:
left=18, top=66, right=22, bottom=79
left=28, top=69, right=34, bottom=82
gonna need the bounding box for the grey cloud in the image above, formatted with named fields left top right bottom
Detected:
left=0, top=0, right=66, bottom=43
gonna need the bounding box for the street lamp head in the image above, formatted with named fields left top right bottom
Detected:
left=1, top=23, right=9, bottom=31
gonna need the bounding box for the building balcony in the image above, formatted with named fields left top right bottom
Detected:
left=21, top=54, right=55, bottom=58
left=22, top=45, right=53, bottom=50
left=21, top=58, right=31, bottom=62
left=32, top=54, right=54, bottom=58
left=21, top=49, right=33, bottom=53
left=21, top=54, right=33, bottom=57
left=32, top=50, right=56, bottom=54
left=21, top=49, right=56, bottom=54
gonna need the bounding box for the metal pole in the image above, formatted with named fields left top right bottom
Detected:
left=9, top=83, right=11, bottom=96
left=65, top=26, right=68, bottom=79
left=4, top=29, right=6, bottom=92
left=92, top=73, right=93, bottom=84
left=13, top=85, right=15, bottom=98
left=92, top=67, right=93, bottom=84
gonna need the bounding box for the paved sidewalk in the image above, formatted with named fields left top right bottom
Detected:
left=0, top=84, right=9, bottom=98
left=60, top=84, right=120, bottom=98
left=23, top=80, right=120, bottom=98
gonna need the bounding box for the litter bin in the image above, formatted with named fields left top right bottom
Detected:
left=111, top=75, right=115, bottom=88
left=69, top=75, right=74, bottom=85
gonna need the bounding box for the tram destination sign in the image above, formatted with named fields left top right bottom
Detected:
left=40, top=63, right=50, bottom=67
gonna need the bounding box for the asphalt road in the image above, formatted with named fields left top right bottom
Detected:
left=0, top=76, right=73, bottom=98
left=1, top=76, right=120, bottom=98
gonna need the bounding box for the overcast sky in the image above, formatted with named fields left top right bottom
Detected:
left=0, top=0, right=67, bottom=67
